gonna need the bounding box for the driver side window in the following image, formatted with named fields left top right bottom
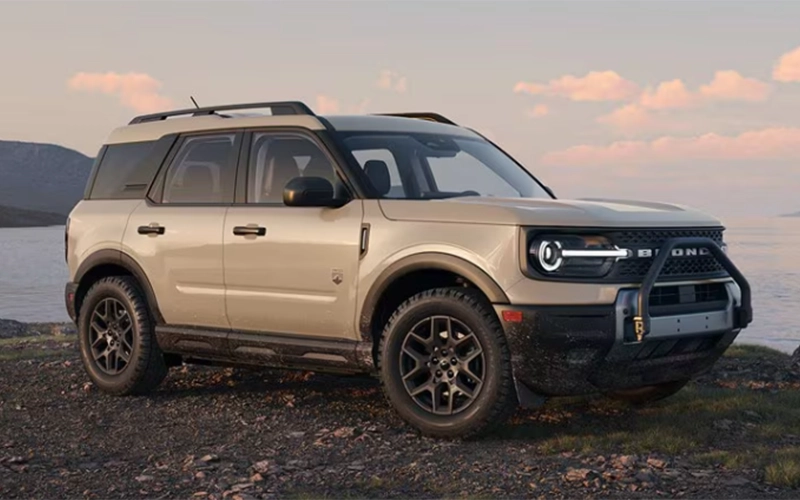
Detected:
left=247, top=133, right=344, bottom=205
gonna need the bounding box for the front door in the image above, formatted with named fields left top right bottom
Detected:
left=223, top=131, right=364, bottom=339
left=123, top=130, right=242, bottom=329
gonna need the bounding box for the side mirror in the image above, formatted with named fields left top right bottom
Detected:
left=283, top=176, right=344, bottom=208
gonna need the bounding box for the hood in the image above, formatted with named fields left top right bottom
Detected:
left=378, top=197, right=723, bottom=228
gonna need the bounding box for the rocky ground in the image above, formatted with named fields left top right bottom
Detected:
left=1, top=322, right=799, bottom=499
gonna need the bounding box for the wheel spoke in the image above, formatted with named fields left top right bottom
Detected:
left=117, top=345, right=131, bottom=363
left=409, top=381, right=433, bottom=398
left=91, top=335, right=106, bottom=349
left=460, top=363, right=483, bottom=384
left=431, top=383, right=443, bottom=414
left=454, top=377, right=477, bottom=399
left=408, top=331, right=432, bottom=349
left=121, top=334, right=133, bottom=353
left=402, top=362, right=428, bottom=382
left=401, top=344, right=427, bottom=364
left=446, top=385, right=455, bottom=414
left=460, top=346, right=484, bottom=365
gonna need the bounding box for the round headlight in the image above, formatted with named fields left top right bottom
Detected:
left=536, top=240, right=563, bottom=272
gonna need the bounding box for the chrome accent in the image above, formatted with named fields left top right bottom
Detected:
left=561, top=248, right=631, bottom=259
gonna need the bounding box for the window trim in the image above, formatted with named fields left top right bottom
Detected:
left=234, top=127, right=359, bottom=207
left=146, top=129, right=244, bottom=207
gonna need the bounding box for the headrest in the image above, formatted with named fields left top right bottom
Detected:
left=364, top=160, right=390, bottom=196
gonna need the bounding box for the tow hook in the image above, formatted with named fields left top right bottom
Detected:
left=633, top=316, right=646, bottom=342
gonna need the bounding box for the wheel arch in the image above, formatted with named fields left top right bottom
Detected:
left=359, top=253, right=509, bottom=344
left=73, top=249, right=164, bottom=324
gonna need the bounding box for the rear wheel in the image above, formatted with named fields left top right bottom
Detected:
left=378, top=288, right=516, bottom=439
left=78, top=276, right=168, bottom=395
left=603, top=379, right=689, bottom=405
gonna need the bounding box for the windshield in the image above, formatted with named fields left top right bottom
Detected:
left=337, top=132, right=552, bottom=200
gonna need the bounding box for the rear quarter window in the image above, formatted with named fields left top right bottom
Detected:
left=88, top=141, right=159, bottom=200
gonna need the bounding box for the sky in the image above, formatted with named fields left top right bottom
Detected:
left=1, top=0, right=800, bottom=217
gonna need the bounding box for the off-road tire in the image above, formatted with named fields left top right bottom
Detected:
left=378, top=287, right=516, bottom=439
left=78, top=276, right=168, bottom=395
left=603, top=379, right=689, bottom=405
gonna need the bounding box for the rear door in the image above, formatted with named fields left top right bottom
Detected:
left=223, top=130, right=364, bottom=339
left=122, top=130, right=242, bottom=329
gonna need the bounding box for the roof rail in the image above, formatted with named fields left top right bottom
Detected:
left=375, top=112, right=458, bottom=126
left=129, top=101, right=316, bottom=125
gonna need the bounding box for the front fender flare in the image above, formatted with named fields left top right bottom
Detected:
left=358, top=252, right=509, bottom=340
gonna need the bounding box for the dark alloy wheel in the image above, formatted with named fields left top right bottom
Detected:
left=400, top=316, right=485, bottom=416
left=379, top=287, right=516, bottom=439
left=78, top=276, right=168, bottom=396
left=88, top=298, right=135, bottom=375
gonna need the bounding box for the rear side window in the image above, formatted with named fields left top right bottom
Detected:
left=88, top=141, right=158, bottom=199
left=162, top=133, right=238, bottom=204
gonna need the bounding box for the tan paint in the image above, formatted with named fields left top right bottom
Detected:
left=377, top=198, right=723, bottom=228
left=66, top=199, right=142, bottom=280
left=121, top=202, right=229, bottom=329
left=223, top=201, right=364, bottom=339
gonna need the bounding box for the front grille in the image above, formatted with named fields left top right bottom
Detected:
left=648, top=282, right=729, bottom=316
left=607, top=228, right=727, bottom=282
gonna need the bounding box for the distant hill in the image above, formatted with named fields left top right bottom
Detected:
left=0, top=204, right=66, bottom=228
left=0, top=140, right=93, bottom=216
left=780, top=211, right=800, bottom=217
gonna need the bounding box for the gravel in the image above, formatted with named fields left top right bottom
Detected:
left=0, top=328, right=798, bottom=499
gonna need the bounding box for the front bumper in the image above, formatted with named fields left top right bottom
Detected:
left=496, top=236, right=752, bottom=398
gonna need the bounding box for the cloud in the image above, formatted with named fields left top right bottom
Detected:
left=639, top=79, right=696, bottom=110
left=527, top=104, right=549, bottom=118
left=315, top=95, right=340, bottom=114
left=774, top=46, right=800, bottom=82
left=377, top=70, right=408, bottom=93
left=514, top=71, right=640, bottom=102
left=541, top=127, right=800, bottom=166
left=698, top=70, right=771, bottom=101
left=595, top=103, right=657, bottom=132
left=67, top=72, right=173, bottom=113
left=636, top=71, right=769, bottom=111
left=597, top=71, right=771, bottom=133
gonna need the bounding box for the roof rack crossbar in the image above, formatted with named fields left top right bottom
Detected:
left=375, top=112, right=458, bottom=126
left=129, top=101, right=316, bottom=125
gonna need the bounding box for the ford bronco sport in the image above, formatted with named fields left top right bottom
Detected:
left=65, top=101, right=752, bottom=438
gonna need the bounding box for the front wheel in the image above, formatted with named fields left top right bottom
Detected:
left=378, top=288, right=516, bottom=439
left=603, top=379, right=690, bottom=405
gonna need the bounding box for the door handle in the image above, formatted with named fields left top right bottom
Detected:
left=138, top=225, right=165, bottom=235
left=233, top=226, right=266, bottom=237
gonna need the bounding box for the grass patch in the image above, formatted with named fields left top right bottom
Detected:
left=0, top=335, right=73, bottom=361
left=724, top=343, right=790, bottom=362
left=507, top=374, right=800, bottom=487
left=0, top=334, right=63, bottom=347
left=0, top=348, right=68, bottom=361
left=764, top=447, right=800, bottom=488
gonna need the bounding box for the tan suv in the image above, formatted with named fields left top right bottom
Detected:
left=64, top=101, right=752, bottom=438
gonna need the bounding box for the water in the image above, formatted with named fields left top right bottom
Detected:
left=0, top=219, right=798, bottom=353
